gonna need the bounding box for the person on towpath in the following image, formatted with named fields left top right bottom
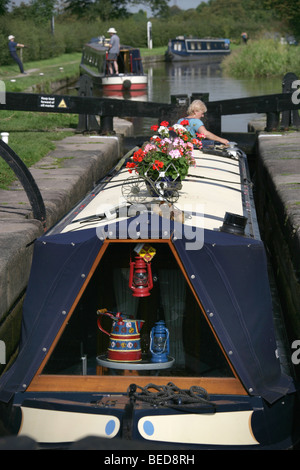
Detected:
left=8, top=35, right=26, bottom=74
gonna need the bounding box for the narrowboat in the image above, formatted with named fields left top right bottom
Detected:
left=79, top=37, right=148, bottom=94
left=0, top=132, right=299, bottom=450
left=165, top=37, right=231, bottom=62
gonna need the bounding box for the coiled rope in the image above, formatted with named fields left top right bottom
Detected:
left=127, top=382, right=216, bottom=412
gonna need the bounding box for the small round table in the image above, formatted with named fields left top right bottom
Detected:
left=96, top=354, right=175, bottom=372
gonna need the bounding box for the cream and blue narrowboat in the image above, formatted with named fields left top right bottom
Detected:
left=0, top=138, right=299, bottom=449
left=166, top=37, right=231, bottom=62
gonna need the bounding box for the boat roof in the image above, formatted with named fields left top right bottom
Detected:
left=83, top=42, right=141, bottom=53
left=0, top=146, right=295, bottom=404
left=173, top=36, right=230, bottom=43
left=48, top=146, right=258, bottom=238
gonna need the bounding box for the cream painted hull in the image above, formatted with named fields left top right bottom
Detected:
left=19, top=405, right=258, bottom=446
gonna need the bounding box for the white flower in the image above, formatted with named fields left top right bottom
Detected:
left=158, top=126, right=170, bottom=137
left=173, top=124, right=186, bottom=132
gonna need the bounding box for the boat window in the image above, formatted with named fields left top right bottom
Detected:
left=174, top=41, right=182, bottom=52
left=82, top=48, right=106, bottom=73
left=188, top=42, right=196, bottom=51
left=42, top=242, right=233, bottom=379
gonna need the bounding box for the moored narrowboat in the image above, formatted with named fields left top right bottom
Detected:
left=0, top=125, right=299, bottom=449
left=166, top=37, right=231, bottom=62
left=80, top=37, right=148, bottom=94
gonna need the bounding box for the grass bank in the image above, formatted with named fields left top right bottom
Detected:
left=1, top=52, right=82, bottom=93
left=222, top=39, right=300, bottom=78
left=0, top=114, right=78, bottom=189
left=0, top=53, right=85, bottom=188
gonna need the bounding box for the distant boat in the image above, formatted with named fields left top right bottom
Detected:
left=166, top=36, right=231, bottom=62
left=79, top=37, right=148, bottom=94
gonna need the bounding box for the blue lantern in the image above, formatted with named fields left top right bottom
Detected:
left=150, top=321, right=169, bottom=363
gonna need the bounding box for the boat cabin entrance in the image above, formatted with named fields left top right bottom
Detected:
left=114, top=47, right=144, bottom=75
left=28, top=239, right=245, bottom=395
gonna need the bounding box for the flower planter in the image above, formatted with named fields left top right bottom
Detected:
left=146, top=176, right=182, bottom=198
left=125, top=120, right=203, bottom=203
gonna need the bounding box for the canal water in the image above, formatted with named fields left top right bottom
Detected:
left=66, top=60, right=283, bottom=134
left=140, top=61, right=282, bottom=133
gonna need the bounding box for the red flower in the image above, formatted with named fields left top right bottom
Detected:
left=133, top=148, right=145, bottom=162
left=160, top=121, right=169, bottom=127
left=126, top=161, right=137, bottom=173
left=152, top=160, right=164, bottom=170
left=151, top=124, right=159, bottom=131
left=180, top=119, right=189, bottom=126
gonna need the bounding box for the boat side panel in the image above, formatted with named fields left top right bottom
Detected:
left=137, top=411, right=258, bottom=446
left=12, top=391, right=299, bottom=449
left=19, top=406, right=120, bottom=443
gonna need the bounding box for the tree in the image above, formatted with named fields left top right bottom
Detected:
left=131, top=0, right=170, bottom=17
left=91, top=0, right=129, bottom=21
left=0, top=0, right=9, bottom=15
left=63, top=0, right=170, bottom=20
left=262, top=0, right=300, bottom=36
left=29, top=0, right=57, bottom=21
left=63, top=0, right=93, bottom=17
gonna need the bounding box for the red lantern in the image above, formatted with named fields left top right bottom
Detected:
left=129, top=254, right=153, bottom=297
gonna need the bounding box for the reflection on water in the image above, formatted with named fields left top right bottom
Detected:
left=139, top=61, right=282, bottom=134
left=66, top=61, right=283, bottom=134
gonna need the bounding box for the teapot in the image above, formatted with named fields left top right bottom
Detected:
left=97, top=309, right=144, bottom=362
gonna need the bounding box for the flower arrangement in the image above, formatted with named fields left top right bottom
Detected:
left=126, top=121, right=203, bottom=182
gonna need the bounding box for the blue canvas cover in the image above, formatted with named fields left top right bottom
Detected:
left=173, top=228, right=295, bottom=403
left=0, top=228, right=103, bottom=403
left=0, top=214, right=295, bottom=403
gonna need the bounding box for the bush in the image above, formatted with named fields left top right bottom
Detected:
left=222, top=39, right=300, bottom=77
